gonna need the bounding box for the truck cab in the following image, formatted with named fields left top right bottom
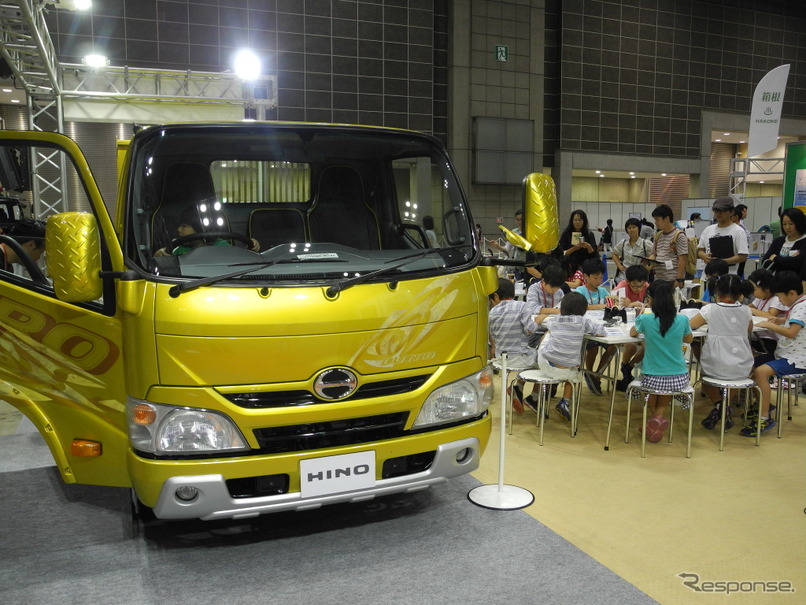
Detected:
left=0, top=123, right=496, bottom=520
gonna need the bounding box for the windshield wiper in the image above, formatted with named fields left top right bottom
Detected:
left=167, top=256, right=344, bottom=298
left=169, top=247, right=466, bottom=298
left=325, top=248, right=447, bottom=297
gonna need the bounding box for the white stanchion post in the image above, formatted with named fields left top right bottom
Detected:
left=468, top=352, right=535, bottom=510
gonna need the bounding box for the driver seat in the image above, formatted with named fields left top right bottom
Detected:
left=151, top=163, right=220, bottom=252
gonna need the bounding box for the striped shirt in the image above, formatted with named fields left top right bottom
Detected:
left=776, top=296, right=806, bottom=369
left=539, top=315, right=605, bottom=368
left=489, top=299, right=538, bottom=357
left=653, top=229, right=688, bottom=281
left=526, top=281, right=565, bottom=333
left=752, top=295, right=788, bottom=341
left=526, top=280, right=564, bottom=309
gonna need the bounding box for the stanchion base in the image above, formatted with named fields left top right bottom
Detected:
left=467, top=484, right=534, bottom=510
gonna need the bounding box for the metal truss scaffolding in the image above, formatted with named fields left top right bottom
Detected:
left=1, top=0, right=65, bottom=214
left=729, top=156, right=786, bottom=200
left=0, top=0, right=276, bottom=214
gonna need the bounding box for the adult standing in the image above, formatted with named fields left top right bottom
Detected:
left=761, top=207, right=806, bottom=277
left=696, top=197, right=749, bottom=275
left=735, top=203, right=748, bottom=228
left=489, top=210, right=527, bottom=281
left=769, top=206, right=782, bottom=238
left=640, top=218, right=655, bottom=239
left=597, top=219, right=613, bottom=252
left=555, top=210, right=598, bottom=270
left=611, top=217, right=653, bottom=281
left=650, top=204, right=687, bottom=287
left=732, top=206, right=751, bottom=278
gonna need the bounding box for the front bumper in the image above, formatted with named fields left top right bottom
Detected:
left=149, top=437, right=481, bottom=520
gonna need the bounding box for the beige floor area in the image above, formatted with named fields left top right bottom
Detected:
left=472, top=377, right=806, bottom=604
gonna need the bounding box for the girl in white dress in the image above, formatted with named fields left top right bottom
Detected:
left=689, top=274, right=754, bottom=429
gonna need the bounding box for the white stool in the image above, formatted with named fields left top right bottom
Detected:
left=518, top=369, right=582, bottom=446
left=615, top=379, right=695, bottom=458
left=776, top=373, right=806, bottom=438
left=699, top=376, right=762, bottom=450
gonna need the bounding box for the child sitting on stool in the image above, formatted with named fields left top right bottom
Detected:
left=688, top=274, right=754, bottom=430
left=488, top=277, right=539, bottom=413
left=629, top=281, right=694, bottom=443
left=525, top=261, right=567, bottom=349
left=534, top=292, right=605, bottom=421
left=575, top=258, right=615, bottom=395
left=746, top=268, right=787, bottom=356
left=747, top=271, right=806, bottom=437
left=613, top=264, right=650, bottom=390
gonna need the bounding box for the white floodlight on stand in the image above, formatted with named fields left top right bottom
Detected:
left=233, top=49, right=261, bottom=81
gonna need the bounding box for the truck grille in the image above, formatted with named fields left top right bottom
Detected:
left=253, top=412, right=409, bottom=454
left=223, top=375, right=429, bottom=408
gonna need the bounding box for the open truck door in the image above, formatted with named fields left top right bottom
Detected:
left=0, top=131, right=129, bottom=488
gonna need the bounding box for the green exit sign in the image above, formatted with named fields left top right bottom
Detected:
left=495, top=45, right=509, bottom=62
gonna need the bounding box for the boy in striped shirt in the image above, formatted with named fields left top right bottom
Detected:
left=489, top=277, right=539, bottom=412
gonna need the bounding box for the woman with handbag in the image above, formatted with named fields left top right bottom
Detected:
left=761, top=207, right=806, bottom=276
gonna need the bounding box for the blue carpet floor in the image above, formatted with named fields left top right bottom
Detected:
left=0, top=431, right=656, bottom=604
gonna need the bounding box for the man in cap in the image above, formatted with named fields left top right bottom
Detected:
left=696, top=197, right=748, bottom=275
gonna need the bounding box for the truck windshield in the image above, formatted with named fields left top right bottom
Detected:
left=125, top=123, right=478, bottom=285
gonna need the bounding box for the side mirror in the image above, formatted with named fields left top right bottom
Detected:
left=522, top=173, right=559, bottom=253
left=46, top=212, right=103, bottom=302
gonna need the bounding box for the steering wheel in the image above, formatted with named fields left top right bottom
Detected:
left=170, top=231, right=256, bottom=251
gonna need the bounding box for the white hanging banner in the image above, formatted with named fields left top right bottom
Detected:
left=747, top=64, right=790, bottom=158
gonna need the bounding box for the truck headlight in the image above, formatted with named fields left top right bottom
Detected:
left=413, top=366, right=493, bottom=429
left=127, top=398, right=249, bottom=455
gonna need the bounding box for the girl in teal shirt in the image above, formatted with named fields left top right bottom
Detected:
left=630, top=281, right=693, bottom=443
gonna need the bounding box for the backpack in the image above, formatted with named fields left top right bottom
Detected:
left=654, top=229, right=697, bottom=276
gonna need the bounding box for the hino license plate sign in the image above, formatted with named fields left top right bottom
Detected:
left=300, top=451, right=376, bottom=498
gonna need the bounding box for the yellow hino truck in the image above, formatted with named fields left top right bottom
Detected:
left=0, top=123, right=499, bottom=520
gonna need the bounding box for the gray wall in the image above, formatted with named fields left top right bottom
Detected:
left=45, top=0, right=449, bottom=138
left=40, top=0, right=806, bottom=243
left=544, top=0, right=806, bottom=161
